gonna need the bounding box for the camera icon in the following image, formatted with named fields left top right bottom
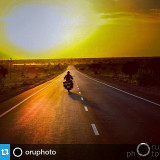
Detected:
left=13, top=147, right=23, bottom=157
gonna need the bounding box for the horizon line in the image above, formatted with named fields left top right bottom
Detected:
left=0, top=56, right=160, bottom=61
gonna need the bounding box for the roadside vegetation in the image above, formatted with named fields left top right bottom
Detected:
left=75, top=58, right=160, bottom=86
left=0, top=63, right=67, bottom=103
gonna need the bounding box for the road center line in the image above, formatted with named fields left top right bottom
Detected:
left=91, top=124, right=99, bottom=136
left=77, top=70, right=160, bottom=107
left=73, top=78, right=78, bottom=88
left=84, top=106, right=88, bottom=111
left=0, top=78, right=60, bottom=118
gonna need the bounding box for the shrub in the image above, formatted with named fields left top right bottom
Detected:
left=145, top=58, right=160, bottom=78
left=122, top=61, right=139, bottom=79
left=136, top=69, right=159, bottom=86
left=0, top=65, right=8, bottom=78
left=88, top=63, right=102, bottom=70
left=79, top=67, right=85, bottom=71
left=23, top=79, right=35, bottom=86
left=94, top=70, right=98, bottom=75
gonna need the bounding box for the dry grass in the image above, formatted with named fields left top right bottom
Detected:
left=0, top=64, right=67, bottom=103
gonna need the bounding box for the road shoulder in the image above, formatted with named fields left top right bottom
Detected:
left=76, top=69, right=160, bottom=105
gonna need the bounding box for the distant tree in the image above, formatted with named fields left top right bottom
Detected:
left=136, top=69, right=159, bottom=86
left=87, top=63, right=102, bottom=75
left=0, top=65, right=8, bottom=78
left=54, top=64, right=61, bottom=70
left=122, top=61, right=139, bottom=79
left=88, top=63, right=101, bottom=70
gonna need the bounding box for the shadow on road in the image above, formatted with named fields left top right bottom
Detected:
left=68, top=92, right=103, bottom=111
left=68, top=92, right=108, bottom=114
left=84, top=98, right=112, bottom=116
left=68, top=92, right=82, bottom=102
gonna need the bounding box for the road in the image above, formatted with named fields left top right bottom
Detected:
left=0, top=66, right=160, bottom=144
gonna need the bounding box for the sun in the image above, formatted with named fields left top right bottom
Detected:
left=5, top=5, right=79, bottom=52
left=3, top=4, right=100, bottom=54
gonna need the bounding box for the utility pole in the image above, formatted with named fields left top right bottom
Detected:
left=9, top=58, right=12, bottom=80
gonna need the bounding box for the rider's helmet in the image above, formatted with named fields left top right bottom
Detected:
left=67, top=71, right=70, bottom=74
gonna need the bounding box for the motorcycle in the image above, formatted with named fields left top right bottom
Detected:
left=63, top=80, right=73, bottom=93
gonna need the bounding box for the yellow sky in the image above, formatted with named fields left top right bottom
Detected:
left=0, top=0, right=160, bottom=59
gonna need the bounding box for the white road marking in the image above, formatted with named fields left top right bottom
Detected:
left=91, top=124, right=99, bottom=136
left=0, top=78, right=60, bottom=118
left=72, top=71, right=88, bottom=112
left=74, top=78, right=78, bottom=88
left=78, top=71, right=160, bottom=107
left=81, top=97, right=84, bottom=101
left=84, top=106, right=88, bottom=111
left=74, top=79, right=79, bottom=89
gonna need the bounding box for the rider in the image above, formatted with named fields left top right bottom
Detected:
left=64, top=71, right=73, bottom=88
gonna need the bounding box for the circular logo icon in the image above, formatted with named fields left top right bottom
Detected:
left=13, top=147, right=23, bottom=157
left=137, top=143, right=150, bottom=157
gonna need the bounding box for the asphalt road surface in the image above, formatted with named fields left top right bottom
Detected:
left=0, top=66, right=160, bottom=144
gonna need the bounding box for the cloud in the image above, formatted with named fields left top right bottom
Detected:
left=150, top=9, right=160, bottom=16
left=99, top=11, right=160, bottom=23
left=150, top=9, right=160, bottom=12
left=100, top=12, right=140, bottom=19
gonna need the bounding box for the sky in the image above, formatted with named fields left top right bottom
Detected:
left=0, top=0, right=160, bottom=59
